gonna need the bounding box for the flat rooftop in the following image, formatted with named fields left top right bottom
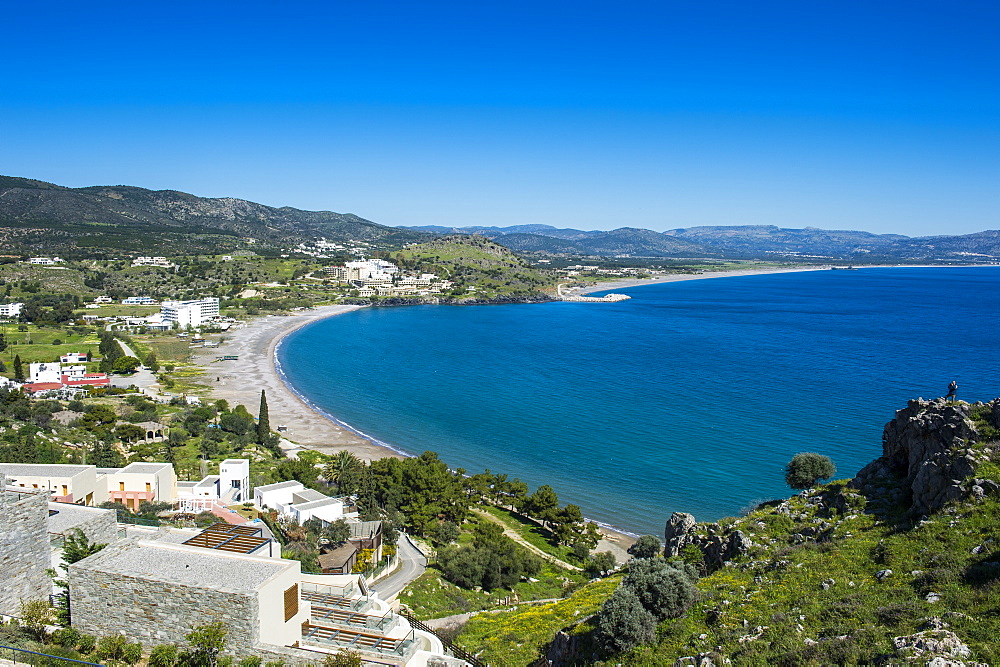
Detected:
left=70, top=539, right=294, bottom=592
left=0, top=463, right=92, bottom=477
left=48, top=502, right=115, bottom=535
left=254, top=480, right=301, bottom=492
left=119, top=462, right=172, bottom=474
left=291, top=489, right=330, bottom=504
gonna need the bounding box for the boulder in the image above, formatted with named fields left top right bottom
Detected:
left=664, top=512, right=698, bottom=558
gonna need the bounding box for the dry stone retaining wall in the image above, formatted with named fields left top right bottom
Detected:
left=0, top=473, right=51, bottom=616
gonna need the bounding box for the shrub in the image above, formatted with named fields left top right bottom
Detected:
left=785, top=452, right=836, bottom=489
left=623, top=558, right=699, bottom=620
left=594, top=587, right=657, bottom=655
left=149, top=644, right=178, bottom=667
left=628, top=535, right=662, bottom=559
left=237, top=656, right=262, bottom=667
left=77, top=633, right=96, bottom=654
left=51, top=627, right=81, bottom=649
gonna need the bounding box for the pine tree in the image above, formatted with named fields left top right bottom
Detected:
left=256, top=390, right=270, bottom=443
left=13, top=353, right=24, bottom=381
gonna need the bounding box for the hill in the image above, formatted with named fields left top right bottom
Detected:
left=455, top=397, right=1000, bottom=665
left=394, top=235, right=557, bottom=301
left=0, top=175, right=429, bottom=255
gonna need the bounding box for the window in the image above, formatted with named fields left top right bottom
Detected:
left=283, top=584, right=299, bottom=622
left=146, top=483, right=151, bottom=493
left=119, top=482, right=125, bottom=491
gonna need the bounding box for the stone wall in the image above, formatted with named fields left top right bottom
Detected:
left=69, top=567, right=260, bottom=652
left=62, top=507, right=118, bottom=545
left=0, top=473, right=52, bottom=616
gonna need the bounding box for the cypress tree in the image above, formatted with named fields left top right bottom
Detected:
left=257, top=390, right=270, bottom=443
left=13, top=353, right=24, bottom=381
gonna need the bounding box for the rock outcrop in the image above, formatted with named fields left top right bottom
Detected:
left=891, top=618, right=987, bottom=666
left=663, top=512, right=752, bottom=569
left=851, top=398, right=997, bottom=514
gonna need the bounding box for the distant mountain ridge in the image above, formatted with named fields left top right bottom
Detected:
left=1, top=174, right=996, bottom=261
left=401, top=223, right=1000, bottom=261
left=0, top=175, right=429, bottom=255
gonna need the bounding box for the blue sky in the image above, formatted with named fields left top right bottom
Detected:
left=1, top=1, right=997, bottom=236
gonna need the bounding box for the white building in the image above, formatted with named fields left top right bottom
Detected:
left=175, top=459, right=250, bottom=511
left=131, top=257, right=175, bottom=268
left=254, top=480, right=351, bottom=526
left=0, top=302, right=23, bottom=318
left=160, top=297, right=220, bottom=328
left=28, top=257, right=63, bottom=265
left=122, top=296, right=158, bottom=305
left=0, top=463, right=103, bottom=505
left=0, top=462, right=178, bottom=508
left=29, top=362, right=62, bottom=384
left=97, top=462, right=178, bottom=511
left=94, top=296, right=113, bottom=304
left=60, top=352, right=88, bottom=363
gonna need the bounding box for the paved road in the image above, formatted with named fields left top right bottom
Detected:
left=109, top=338, right=162, bottom=397
left=370, top=534, right=427, bottom=601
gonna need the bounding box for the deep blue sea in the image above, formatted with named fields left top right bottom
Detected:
left=277, top=267, right=1000, bottom=536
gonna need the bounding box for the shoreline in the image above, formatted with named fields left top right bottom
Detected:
left=572, top=264, right=832, bottom=295
left=573, top=262, right=1000, bottom=295
left=188, top=263, right=907, bottom=542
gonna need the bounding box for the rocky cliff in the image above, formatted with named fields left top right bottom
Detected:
left=851, top=397, right=1000, bottom=515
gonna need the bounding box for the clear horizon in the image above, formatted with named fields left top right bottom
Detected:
left=1, top=1, right=997, bottom=237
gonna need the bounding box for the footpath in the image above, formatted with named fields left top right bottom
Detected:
left=471, top=508, right=582, bottom=572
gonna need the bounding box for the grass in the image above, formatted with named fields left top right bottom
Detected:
left=455, top=466, right=1000, bottom=665
left=456, top=576, right=621, bottom=666
left=481, top=506, right=580, bottom=564
left=399, top=513, right=589, bottom=621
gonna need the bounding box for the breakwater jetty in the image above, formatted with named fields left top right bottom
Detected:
left=561, top=293, right=631, bottom=302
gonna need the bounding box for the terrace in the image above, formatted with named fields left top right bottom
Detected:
left=181, top=522, right=271, bottom=555
left=300, top=622, right=416, bottom=663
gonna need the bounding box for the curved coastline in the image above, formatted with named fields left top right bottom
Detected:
left=199, top=269, right=840, bottom=539
left=273, top=331, right=414, bottom=459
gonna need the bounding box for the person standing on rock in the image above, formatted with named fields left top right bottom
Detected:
left=946, top=380, right=958, bottom=402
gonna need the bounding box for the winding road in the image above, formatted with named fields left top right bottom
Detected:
left=370, top=533, right=427, bottom=601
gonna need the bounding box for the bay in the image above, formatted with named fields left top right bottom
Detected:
left=276, top=266, right=1000, bottom=536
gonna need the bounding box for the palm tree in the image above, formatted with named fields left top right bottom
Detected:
left=323, top=450, right=362, bottom=493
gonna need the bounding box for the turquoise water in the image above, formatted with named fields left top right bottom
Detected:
left=277, top=267, right=1000, bottom=536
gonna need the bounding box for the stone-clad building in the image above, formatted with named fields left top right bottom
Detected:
left=0, top=473, right=51, bottom=615
left=48, top=501, right=119, bottom=546
left=68, top=539, right=306, bottom=652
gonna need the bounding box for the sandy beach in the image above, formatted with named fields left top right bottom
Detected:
left=573, top=264, right=831, bottom=295
left=190, top=305, right=401, bottom=462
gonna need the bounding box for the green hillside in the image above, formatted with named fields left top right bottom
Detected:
left=455, top=398, right=1000, bottom=665
left=0, top=175, right=429, bottom=256
left=394, top=235, right=558, bottom=300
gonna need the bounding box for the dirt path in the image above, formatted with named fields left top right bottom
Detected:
left=472, top=508, right=582, bottom=572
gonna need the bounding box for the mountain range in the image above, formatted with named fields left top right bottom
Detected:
left=1, top=175, right=997, bottom=262
left=401, top=224, right=1000, bottom=261
left=0, top=175, right=428, bottom=255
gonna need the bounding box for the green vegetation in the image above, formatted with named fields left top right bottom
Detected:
left=455, top=576, right=621, bottom=665
left=785, top=451, right=837, bottom=489
left=395, top=235, right=557, bottom=299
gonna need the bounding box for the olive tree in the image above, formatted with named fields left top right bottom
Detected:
left=785, top=452, right=836, bottom=489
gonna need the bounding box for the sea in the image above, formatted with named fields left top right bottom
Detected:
left=276, top=266, right=1000, bottom=537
